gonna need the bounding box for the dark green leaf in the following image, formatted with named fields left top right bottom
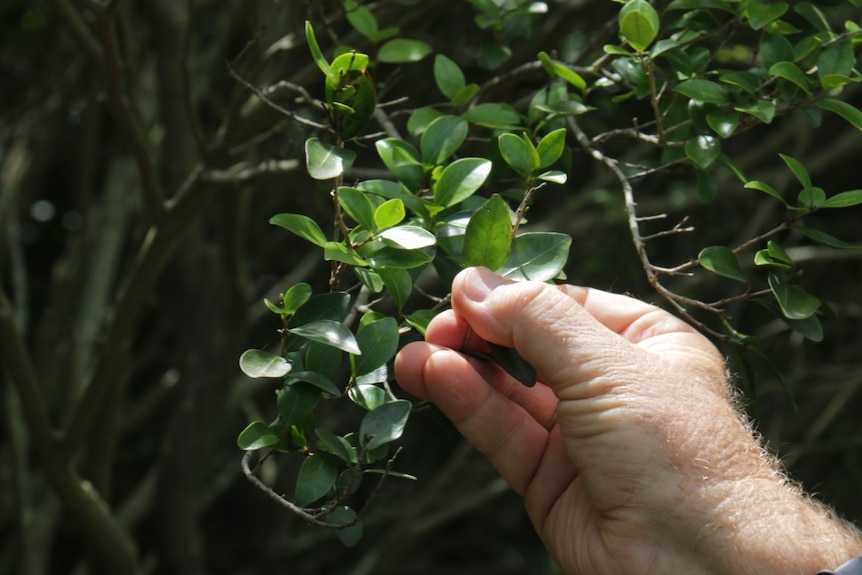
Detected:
left=277, top=382, right=320, bottom=425
left=294, top=454, right=337, bottom=507
left=735, top=100, right=776, bottom=124
left=348, top=383, right=389, bottom=411
left=674, top=79, right=729, bottom=105
left=498, top=232, right=571, bottom=281
left=239, top=349, right=292, bottom=378
left=746, top=1, right=788, bottom=29
left=696, top=168, right=718, bottom=202
left=536, top=128, right=567, bottom=169
left=779, top=154, right=811, bottom=190
left=768, top=273, right=820, bottom=320
left=351, top=316, right=399, bottom=377
left=378, top=39, right=432, bottom=63
left=434, top=54, right=466, bottom=100
left=816, top=99, right=862, bottom=132
left=461, top=103, right=522, bottom=129
left=463, top=194, right=513, bottom=270
left=797, top=226, right=862, bottom=249
left=403, top=309, right=437, bottom=336
left=407, top=107, right=443, bottom=136
left=338, top=187, right=376, bottom=231
left=685, top=135, right=721, bottom=168
left=377, top=268, right=413, bottom=310
left=287, top=371, right=341, bottom=396
left=817, top=40, right=854, bottom=87
left=767, top=61, right=810, bottom=94
left=375, top=138, right=425, bottom=191
left=288, top=319, right=361, bottom=355
left=315, top=428, right=358, bottom=464
left=433, top=158, right=492, bottom=207
left=420, top=115, right=468, bottom=165
left=451, top=83, right=481, bottom=107
left=367, top=247, right=433, bottom=269
left=305, top=138, right=357, bottom=180
left=324, top=242, right=370, bottom=267
left=698, top=246, right=747, bottom=282
left=324, top=506, right=363, bottom=546
left=706, top=110, right=740, bottom=138
left=786, top=314, right=824, bottom=343
left=305, top=342, right=343, bottom=379
left=498, top=133, right=539, bottom=177
left=237, top=421, right=279, bottom=450
left=359, top=400, right=412, bottom=450
left=270, top=213, right=327, bottom=247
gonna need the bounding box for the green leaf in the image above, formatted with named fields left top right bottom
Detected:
left=294, top=454, right=337, bottom=507
left=706, top=110, right=740, bottom=138
left=768, top=273, right=820, bottom=320
left=359, top=400, right=412, bottom=450
left=377, top=268, right=413, bottom=310
left=744, top=180, right=786, bottom=204
left=451, top=83, right=481, bottom=107
left=324, top=506, right=363, bottom=546
left=463, top=194, right=513, bottom=270
left=797, top=226, right=862, bottom=249
left=305, top=138, right=356, bottom=180
left=288, top=319, right=361, bottom=355
left=239, top=349, right=292, bottom=378
left=287, top=371, right=341, bottom=396
left=420, top=115, right=468, bottom=165
left=433, top=158, right=493, bottom=207
left=377, top=39, right=432, bottom=63
left=817, top=40, right=854, bottom=86
left=282, top=283, right=313, bottom=316
left=270, top=213, right=328, bottom=247
left=698, top=246, right=747, bottom=282
left=537, top=51, right=586, bottom=90
left=779, top=154, right=811, bottom=190
left=324, top=242, right=369, bottom=267
left=684, top=135, right=721, bottom=169
left=407, top=107, right=443, bottom=136
left=461, top=103, right=522, bottom=129
left=375, top=138, right=424, bottom=191
left=754, top=240, right=794, bottom=269
left=373, top=198, right=406, bottom=230
left=816, top=99, right=862, bottom=132
left=338, top=187, right=376, bottom=231
left=376, top=225, right=436, bottom=250
left=746, top=1, right=788, bottom=30
left=619, top=0, right=660, bottom=52
left=348, top=383, right=389, bottom=410
left=767, top=61, right=810, bottom=94
left=822, top=190, right=862, bottom=209
left=674, top=79, right=729, bottom=105
left=734, top=100, right=776, bottom=124
left=305, top=342, right=342, bottom=379
left=498, top=133, right=540, bottom=177
left=367, top=247, right=433, bottom=269
left=289, top=292, right=350, bottom=327
left=434, top=54, right=466, bottom=100
left=351, top=316, right=399, bottom=377
left=345, top=3, right=378, bottom=40
left=787, top=314, right=824, bottom=343
left=537, top=170, right=567, bottom=184
left=277, top=382, right=320, bottom=425
left=315, top=428, right=358, bottom=464
left=237, top=421, right=279, bottom=450
left=536, top=128, right=567, bottom=169
left=305, top=21, right=334, bottom=80
left=498, top=232, right=572, bottom=281
left=696, top=169, right=718, bottom=202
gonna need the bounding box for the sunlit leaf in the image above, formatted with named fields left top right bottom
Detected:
left=498, top=232, right=571, bottom=281
left=377, top=268, right=413, bottom=310
left=288, top=319, right=361, bottom=355
left=239, top=349, right=292, bottom=378
left=376, top=225, right=436, bottom=250
left=822, top=190, right=862, bottom=208
left=536, top=128, right=567, bottom=169
left=706, top=110, right=740, bottom=138
left=378, top=39, right=432, bottom=63
left=463, top=194, right=513, bottom=270
left=420, top=115, right=468, bottom=165
left=433, top=158, right=492, bottom=207
left=305, top=138, right=356, bottom=180
left=735, top=100, right=776, bottom=124
left=270, top=213, right=328, bottom=247
left=373, top=198, right=406, bottom=230
left=499, top=133, right=539, bottom=177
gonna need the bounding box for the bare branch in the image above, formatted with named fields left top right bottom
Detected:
left=201, top=159, right=302, bottom=186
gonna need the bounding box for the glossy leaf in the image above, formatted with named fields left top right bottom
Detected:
left=351, top=316, right=399, bottom=377
left=706, top=110, right=740, bottom=138
left=498, top=232, right=571, bottom=281
left=744, top=180, right=786, bottom=204
left=434, top=54, right=466, bottom=100
left=420, top=115, right=468, bottom=165
left=378, top=39, right=432, bottom=63
left=348, top=383, right=389, bottom=411
left=735, top=100, right=776, bottom=124
left=237, top=421, right=279, bottom=450
left=288, top=319, right=361, bottom=355
left=746, top=1, right=788, bottom=29
left=377, top=225, right=436, bottom=250
left=287, top=371, right=341, bottom=396
left=305, top=342, right=342, bottom=379
left=277, top=382, right=320, bottom=425
left=754, top=240, right=794, bottom=269
left=817, top=40, right=854, bottom=87
left=537, top=51, right=586, bottom=90
left=407, top=107, right=443, bottom=136
left=433, top=158, right=492, bottom=207
left=338, top=187, right=376, bottom=231
left=305, top=21, right=334, bottom=80
left=373, top=198, right=406, bottom=230
left=294, top=454, right=337, bottom=507
left=281, top=283, right=313, bottom=316
left=499, top=133, right=539, bottom=177
left=537, top=170, right=567, bottom=184
left=822, top=190, right=862, bottom=209
left=463, top=194, right=513, bottom=270
left=685, top=135, right=721, bottom=169
left=367, top=247, right=433, bottom=269
left=375, top=139, right=424, bottom=191
left=816, top=99, right=862, bottom=132
left=359, top=400, right=412, bottom=450
left=619, top=0, right=660, bottom=52
left=768, top=61, right=810, bottom=94
left=536, top=128, right=567, bottom=169
left=324, top=242, right=369, bottom=267
left=674, top=79, right=729, bottom=105
left=239, top=349, right=292, bottom=378
left=270, top=213, right=327, bottom=247
left=768, top=273, right=820, bottom=320
left=698, top=246, right=746, bottom=283
left=305, top=138, right=356, bottom=180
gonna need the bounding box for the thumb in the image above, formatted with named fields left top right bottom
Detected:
left=451, top=267, right=648, bottom=399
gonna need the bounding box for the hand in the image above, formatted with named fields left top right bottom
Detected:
left=394, top=267, right=862, bottom=574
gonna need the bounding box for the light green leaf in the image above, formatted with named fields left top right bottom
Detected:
left=767, top=61, right=810, bottom=93
left=305, top=138, right=356, bottom=180
left=754, top=240, right=794, bottom=269
left=816, top=99, right=862, bottom=132
left=288, top=319, right=361, bottom=355
left=237, top=421, right=279, bottom=450
left=698, top=246, right=747, bottom=282
left=378, top=38, right=432, bottom=63
left=684, top=135, right=721, bottom=169
left=420, top=115, right=468, bottom=165
left=498, top=232, right=571, bottom=281
left=734, top=100, right=776, bottom=124
left=270, top=213, right=327, bottom=247
left=239, top=349, right=292, bottom=378
left=779, top=154, right=811, bottom=190
left=305, top=21, right=334, bottom=80
left=536, top=128, right=567, bottom=169
left=403, top=309, right=436, bottom=336
left=768, top=273, right=820, bottom=320
left=433, top=158, right=493, bottom=207
left=822, top=190, right=862, bottom=209
left=367, top=247, right=433, bottom=269
left=373, top=198, right=406, bottom=230
left=464, top=194, right=513, bottom=270
left=407, top=107, right=444, bottom=136
left=351, top=316, right=399, bottom=377
left=324, top=242, right=370, bottom=267
left=359, top=400, right=412, bottom=450
left=619, top=0, right=660, bottom=52
left=345, top=3, right=378, bottom=40
left=744, top=180, right=786, bottom=204
left=348, top=383, right=389, bottom=410
left=434, top=54, right=466, bottom=100
left=674, top=79, right=729, bottom=105
left=498, top=133, right=540, bottom=177
left=294, top=454, right=337, bottom=507
left=537, top=51, right=586, bottom=90
left=462, top=103, right=522, bottom=129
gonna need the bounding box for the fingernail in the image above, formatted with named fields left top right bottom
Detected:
left=460, top=267, right=506, bottom=302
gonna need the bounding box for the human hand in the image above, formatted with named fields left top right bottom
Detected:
left=394, top=267, right=862, bottom=574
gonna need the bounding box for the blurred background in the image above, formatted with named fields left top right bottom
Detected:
left=1, top=0, right=861, bottom=573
